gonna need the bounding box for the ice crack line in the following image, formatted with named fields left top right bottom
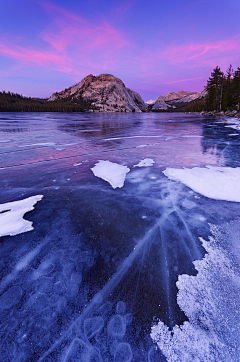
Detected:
left=38, top=219, right=162, bottom=361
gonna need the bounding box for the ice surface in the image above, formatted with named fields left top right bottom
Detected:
left=91, top=160, right=130, bottom=189
left=0, top=195, right=43, bottom=237
left=0, top=286, right=22, bottom=309
left=133, top=158, right=155, bottom=167
left=1, top=113, right=240, bottom=361
left=163, top=166, right=240, bottom=202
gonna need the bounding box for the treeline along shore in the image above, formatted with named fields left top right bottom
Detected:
left=0, top=92, right=91, bottom=112
left=186, top=65, right=240, bottom=113
left=1, top=65, right=240, bottom=113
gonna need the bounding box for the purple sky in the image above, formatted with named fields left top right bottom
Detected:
left=1, top=0, right=240, bottom=101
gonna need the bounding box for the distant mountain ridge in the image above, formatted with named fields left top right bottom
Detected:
left=48, top=74, right=147, bottom=113
left=149, top=90, right=206, bottom=110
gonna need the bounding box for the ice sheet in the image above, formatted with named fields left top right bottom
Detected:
left=91, top=160, right=130, bottom=189
left=0, top=195, right=43, bottom=237
left=133, top=158, right=155, bottom=167
left=163, top=166, right=240, bottom=202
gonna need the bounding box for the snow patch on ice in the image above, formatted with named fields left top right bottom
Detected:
left=163, top=166, right=240, bottom=202
left=134, top=158, right=155, bottom=167
left=151, top=226, right=240, bottom=361
left=224, top=118, right=240, bottom=130
left=0, top=195, right=43, bottom=237
left=91, top=160, right=130, bottom=189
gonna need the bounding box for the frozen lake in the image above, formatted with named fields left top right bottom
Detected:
left=0, top=112, right=240, bottom=361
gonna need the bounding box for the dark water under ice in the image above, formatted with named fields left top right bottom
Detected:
left=0, top=112, right=240, bottom=361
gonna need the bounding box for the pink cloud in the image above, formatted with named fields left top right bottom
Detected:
left=0, top=40, right=72, bottom=73
left=164, top=77, right=203, bottom=84
left=40, top=1, right=128, bottom=52
left=162, top=35, right=240, bottom=66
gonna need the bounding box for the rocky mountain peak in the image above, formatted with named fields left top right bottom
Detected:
left=48, top=74, right=146, bottom=112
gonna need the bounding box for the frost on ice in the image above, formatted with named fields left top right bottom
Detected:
left=151, top=223, right=240, bottom=361
left=0, top=195, right=43, bottom=237
left=91, top=160, right=130, bottom=189
left=133, top=158, right=155, bottom=167
left=163, top=166, right=240, bottom=202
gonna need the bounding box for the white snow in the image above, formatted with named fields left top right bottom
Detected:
left=163, top=166, right=240, bottom=202
left=0, top=195, right=43, bottom=237
left=224, top=118, right=240, bottom=130
left=134, top=158, right=155, bottom=167
left=91, top=160, right=130, bottom=189
left=145, top=99, right=156, bottom=105
left=151, top=224, right=240, bottom=361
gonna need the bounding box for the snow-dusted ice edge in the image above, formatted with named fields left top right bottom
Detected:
left=151, top=225, right=240, bottom=361
left=91, top=160, right=130, bottom=189
left=224, top=117, right=240, bottom=131
left=0, top=195, right=43, bottom=237
left=163, top=166, right=240, bottom=202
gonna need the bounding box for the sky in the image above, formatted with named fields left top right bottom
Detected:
left=0, top=0, right=240, bottom=101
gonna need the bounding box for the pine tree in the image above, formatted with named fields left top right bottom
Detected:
left=205, top=66, right=224, bottom=111
left=222, top=64, right=234, bottom=110
left=232, top=67, right=240, bottom=111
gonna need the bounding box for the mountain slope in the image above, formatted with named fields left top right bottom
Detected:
left=150, top=90, right=206, bottom=110
left=48, top=74, right=147, bottom=113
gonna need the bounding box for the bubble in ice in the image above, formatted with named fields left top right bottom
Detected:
left=28, top=293, right=49, bottom=311
left=64, top=338, right=90, bottom=362
left=32, top=261, right=55, bottom=279
left=53, top=276, right=67, bottom=294
left=148, top=346, right=165, bottom=362
left=70, top=272, right=82, bottom=284
left=66, top=282, right=79, bottom=298
left=56, top=296, right=67, bottom=313
left=36, top=277, right=53, bottom=293
left=124, top=314, right=132, bottom=324
left=0, top=286, right=22, bottom=309
left=114, top=343, right=133, bottom=362
left=84, top=316, right=104, bottom=339
left=90, top=347, right=103, bottom=362
left=108, top=315, right=126, bottom=338
left=116, top=301, right=126, bottom=315
left=54, top=249, right=65, bottom=260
